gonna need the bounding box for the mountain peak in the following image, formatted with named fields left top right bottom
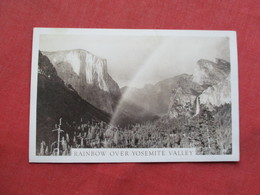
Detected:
left=42, top=49, right=121, bottom=114
left=42, top=50, right=108, bottom=87
left=193, top=58, right=230, bottom=86
left=197, top=58, right=230, bottom=72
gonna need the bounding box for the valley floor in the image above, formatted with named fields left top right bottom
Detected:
left=38, top=105, right=232, bottom=156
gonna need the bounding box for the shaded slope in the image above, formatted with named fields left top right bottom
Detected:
left=36, top=51, right=110, bottom=150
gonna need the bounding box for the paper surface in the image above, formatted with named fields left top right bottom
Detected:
left=29, top=28, right=239, bottom=163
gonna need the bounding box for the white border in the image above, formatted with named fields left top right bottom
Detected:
left=29, top=28, right=239, bottom=163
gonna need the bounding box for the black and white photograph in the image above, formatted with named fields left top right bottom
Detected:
left=29, top=28, right=239, bottom=162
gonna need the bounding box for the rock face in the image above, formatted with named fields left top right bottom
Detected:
left=194, top=58, right=231, bottom=108
left=193, top=58, right=230, bottom=86
left=42, top=49, right=121, bottom=114
left=199, top=74, right=231, bottom=108
left=168, top=58, right=231, bottom=118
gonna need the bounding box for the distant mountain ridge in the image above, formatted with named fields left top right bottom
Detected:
left=40, top=48, right=231, bottom=124
left=120, top=58, right=231, bottom=120
left=42, top=49, right=121, bottom=114
left=120, top=74, right=204, bottom=116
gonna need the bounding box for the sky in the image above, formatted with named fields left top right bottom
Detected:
left=40, top=34, right=230, bottom=88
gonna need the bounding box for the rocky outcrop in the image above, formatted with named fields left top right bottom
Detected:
left=193, top=58, right=230, bottom=86
left=194, top=59, right=231, bottom=109
left=199, top=74, right=231, bottom=108
left=42, top=49, right=121, bottom=114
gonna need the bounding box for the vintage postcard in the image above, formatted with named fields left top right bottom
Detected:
left=29, top=28, right=239, bottom=163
